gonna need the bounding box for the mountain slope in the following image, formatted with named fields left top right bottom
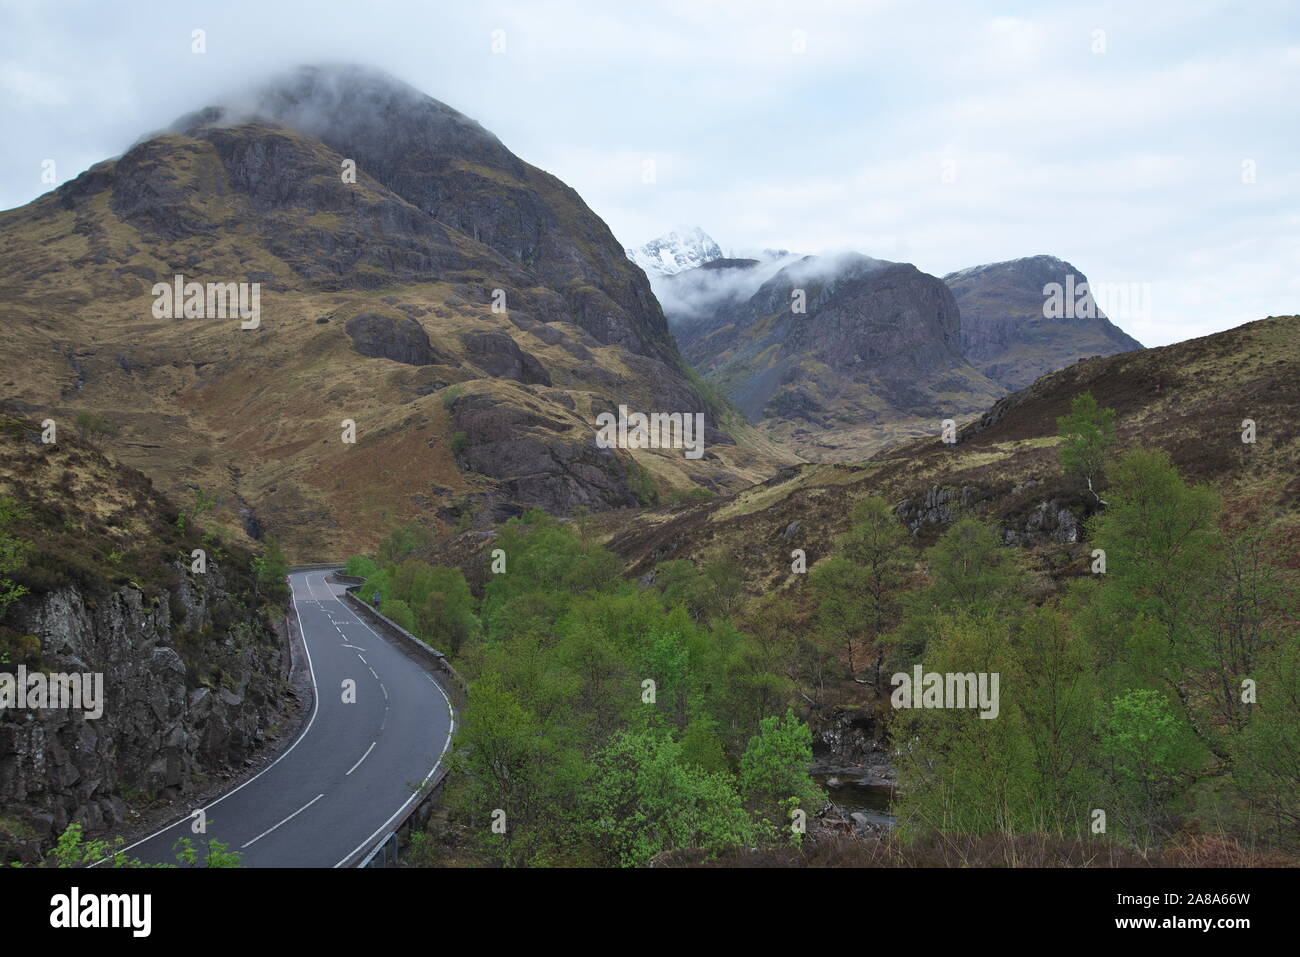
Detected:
left=946, top=254, right=1143, bottom=390
left=0, top=65, right=787, bottom=559
left=596, top=314, right=1300, bottom=592
left=663, top=252, right=1006, bottom=461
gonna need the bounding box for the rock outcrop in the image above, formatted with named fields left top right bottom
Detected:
left=448, top=391, right=644, bottom=514
left=946, top=254, right=1143, bottom=390
left=0, top=562, right=289, bottom=863
left=346, top=313, right=441, bottom=365
left=0, top=412, right=293, bottom=864
left=459, top=330, right=551, bottom=385
left=893, top=482, right=1088, bottom=545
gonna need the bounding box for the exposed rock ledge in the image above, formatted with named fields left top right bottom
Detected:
left=0, top=562, right=291, bottom=863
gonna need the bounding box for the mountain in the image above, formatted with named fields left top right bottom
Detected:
left=945, top=254, right=1144, bottom=390
left=660, top=252, right=1006, bottom=461
left=625, top=226, right=724, bottom=276
left=596, top=314, right=1300, bottom=593
left=0, top=65, right=788, bottom=560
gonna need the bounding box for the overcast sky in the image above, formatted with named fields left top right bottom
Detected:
left=2, top=0, right=1296, bottom=346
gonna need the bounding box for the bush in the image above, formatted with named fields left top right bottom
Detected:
left=739, top=708, right=823, bottom=837
left=379, top=598, right=416, bottom=632
left=345, top=555, right=380, bottom=579
left=624, top=459, right=660, bottom=507
left=251, top=537, right=290, bottom=605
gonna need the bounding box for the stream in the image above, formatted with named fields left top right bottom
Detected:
left=813, top=771, right=897, bottom=828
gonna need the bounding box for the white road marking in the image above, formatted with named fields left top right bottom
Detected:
left=342, top=644, right=366, bottom=651
left=240, top=793, right=325, bottom=849
left=346, top=741, right=377, bottom=776
left=333, top=594, right=456, bottom=868
left=357, top=653, right=368, bottom=665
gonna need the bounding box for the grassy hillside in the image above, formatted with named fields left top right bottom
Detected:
left=599, top=315, right=1300, bottom=591
left=0, top=113, right=789, bottom=561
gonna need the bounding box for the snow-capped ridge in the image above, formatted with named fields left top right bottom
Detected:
left=625, top=226, right=724, bottom=276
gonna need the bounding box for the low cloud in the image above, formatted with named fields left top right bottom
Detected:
left=653, top=249, right=889, bottom=328
left=651, top=254, right=798, bottom=325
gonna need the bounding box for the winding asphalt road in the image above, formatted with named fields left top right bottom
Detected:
left=115, top=569, right=455, bottom=867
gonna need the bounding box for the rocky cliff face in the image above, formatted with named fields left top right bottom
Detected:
left=0, top=412, right=293, bottom=864
left=0, top=564, right=289, bottom=863
left=174, top=64, right=682, bottom=366
left=945, top=255, right=1143, bottom=390
left=892, top=482, right=1086, bottom=545
left=665, top=253, right=1005, bottom=460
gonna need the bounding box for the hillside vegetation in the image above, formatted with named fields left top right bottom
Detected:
left=395, top=315, right=1299, bottom=865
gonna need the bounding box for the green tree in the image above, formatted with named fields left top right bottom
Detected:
left=924, top=517, right=1024, bottom=617
left=252, top=536, right=290, bottom=603
left=378, top=597, right=416, bottom=631
left=1011, top=605, right=1100, bottom=832
left=583, top=729, right=752, bottom=866
left=1056, top=392, right=1117, bottom=501
left=810, top=496, right=910, bottom=679
left=680, top=717, right=729, bottom=773
left=480, top=510, right=617, bottom=638
left=738, top=708, right=823, bottom=836
left=448, top=676, right=587, bottom=866
left=74, top=411, right=119, bottom=448
left=0, top=496, right=29, bottom=618
left=653, top=559, right=704, bottom=615
left=344, top=554, right=379, bottom=579
left=175, top=486, right=216, bottom=532
left=1230, top=638, right=1300, bottom=840
left=1100, top=689, right=1201, bottom=845
left=1182, top=524, right=1296, bottom=744
left=891, top=614, right=1032, bottom=837
left=419, top=565, right=479, bottom=653
left=699, top=552, right=744, bottom=620
left=650, top=555, right=742, bottom=622
left=377, top=523, right=432, bottom=567
left=809, top=556, right=869, bottom=675
left=1086, top=449, right=1220, bottom=694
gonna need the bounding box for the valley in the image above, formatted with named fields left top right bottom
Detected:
left=1, top=49, right=1295, bottom=883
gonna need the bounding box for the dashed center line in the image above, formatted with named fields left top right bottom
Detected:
left=240, top=793, right=325, bottom=849
left=346, top=741, right=377, bottom=776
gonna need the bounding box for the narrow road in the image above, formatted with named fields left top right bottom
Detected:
left=116, top=569, right=454, bottom=867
